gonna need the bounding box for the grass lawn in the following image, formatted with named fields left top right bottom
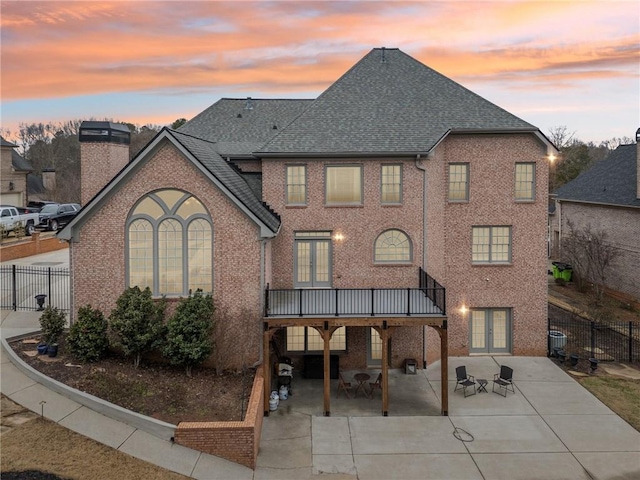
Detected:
left=1, top=416, right=188, bottom=480
left=578, top=376, right=640, bottom=431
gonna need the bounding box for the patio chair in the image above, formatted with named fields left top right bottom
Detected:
left=454, top=366, right=476, bottom=397
left=492, top=365, right=515, bottom=397
left=337, top=370, right=352, bottom=399
left=369, top=373, right=382, bottom=399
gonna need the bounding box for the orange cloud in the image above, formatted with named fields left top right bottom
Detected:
left=1, top=0, right=638, bottom=102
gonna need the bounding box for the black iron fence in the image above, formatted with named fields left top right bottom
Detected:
left=419, top=267, right=446, bottom=314
left=548, top=305, right=640, bottom=363
left=0, top=265, right=70, bottom=313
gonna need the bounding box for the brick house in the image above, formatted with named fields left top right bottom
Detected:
left=551, top=132, right=640, bottom=302
left=61, top=48, right=556, bottom=416
left=1, top=136, right=33, bottom=207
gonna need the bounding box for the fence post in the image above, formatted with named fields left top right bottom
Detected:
left=12, top=264, right=17, bottom=311
left=48, top=268, right=52, bottom=307
left=629, top=322, right=633, bottom=363
left=591, top=322, right=596, bottom=359
left=547, top=317, right=551, bottom=356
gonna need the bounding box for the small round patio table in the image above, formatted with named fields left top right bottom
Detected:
left=353, top=373, right=371, bottom=398
left=477, top=379, right=488, bottom=393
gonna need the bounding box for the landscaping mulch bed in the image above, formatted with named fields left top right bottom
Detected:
left=9, top=334, right=255, bottom=426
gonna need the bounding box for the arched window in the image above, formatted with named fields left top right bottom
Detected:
left=374, top=229, right=412, bottom=263
left=127, top=189, right=212, bottom=296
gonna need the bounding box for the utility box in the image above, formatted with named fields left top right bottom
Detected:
left=405, top=358, right=417, bottom=374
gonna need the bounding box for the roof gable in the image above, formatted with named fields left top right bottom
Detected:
left=555, top=143, right=640, bottom=208
left=258, top=48, right=535, bottom=155
left=60, top=128, right=280, bottom=240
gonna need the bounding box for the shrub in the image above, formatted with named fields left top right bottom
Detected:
left=39, top=306, right=66, bottom=345
left=109, top=286, right=166, bottom=368
left=163, top=290, right=214, bottom=377
left=68, top=305, right=109, bottom=362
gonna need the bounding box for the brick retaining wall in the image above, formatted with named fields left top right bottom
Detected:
left=0, top=233, right=68, bottom=262
left=173, top=366, right=265, bottom=469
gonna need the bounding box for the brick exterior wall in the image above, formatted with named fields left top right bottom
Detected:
left=80, top=142, right=130, bottom=206
left=262, top=157, right=425, bottom=367
left=174, top=366, right=265, bottom=469
left=426, top=134, right=549, bottom=362
left=71, top=140, right=265, bottom=370
left=556, top=202, right=640, bottom=300
left=1, top=146, right=28, bottom=206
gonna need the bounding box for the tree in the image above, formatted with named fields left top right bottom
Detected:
left=561, top=221, right=619, bottom=304
left=163, top=290, right=215, bottom=377
left=547, top=125, right=576, bottom=149
left=109, top=287, right=166, bottom=368
left=68, top=305, right=109, bottom=362
left=170, top=118, right=187, bottom=130
left=554, top=143, right=594, bottom=189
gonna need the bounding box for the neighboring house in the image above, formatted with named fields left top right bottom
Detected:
left=1, top=136, right=33, bottom=206
left=60, top=48, right=556, bottom=415
left=551, top=134, right=640, bottom=301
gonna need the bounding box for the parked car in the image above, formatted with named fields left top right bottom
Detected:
left=0, top=205, right=40, bottom=236
left=27, top=200, right=57, bottom=213
left=38, top=203, right=81, bottom=231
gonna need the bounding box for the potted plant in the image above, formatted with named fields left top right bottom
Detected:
left=39, top=306, right=66, bottom=358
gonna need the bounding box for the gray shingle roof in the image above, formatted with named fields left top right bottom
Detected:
left=12, top=150, right=33, bottom=171
left=555, top=144, right=639, bottom=207
left=166, top=129, right=281, bottom=232
left=258, top=48, right=536, bottom=155
left=179, top=98, right=313, bottom=157
left=1, top=136, right=16, bottom=147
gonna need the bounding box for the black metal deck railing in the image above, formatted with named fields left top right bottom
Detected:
left=264, top=268, right=446, bottom=318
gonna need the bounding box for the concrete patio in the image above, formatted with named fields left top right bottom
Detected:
left=2, top=251, right=640, bottom=479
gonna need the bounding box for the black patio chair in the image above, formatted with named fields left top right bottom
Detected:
left=454, top=366, right=476, bottom=397
left=492, top=365, right=515, bottom=397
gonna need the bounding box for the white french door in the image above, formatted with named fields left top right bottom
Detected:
left=470, top=309, right=511, bottom=354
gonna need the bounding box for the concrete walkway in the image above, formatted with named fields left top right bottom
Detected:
left=2, top=251, right=640, bottom=479
left=3, top=311, right=639, bottom=479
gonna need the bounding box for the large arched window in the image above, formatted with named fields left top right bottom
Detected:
left=127, top=189, right=212, bottom=296
left=374, top=229, right=412, bottom=263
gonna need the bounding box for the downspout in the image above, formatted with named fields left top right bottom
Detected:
left=253, top=237, right=268, bottom=369
left=415, top=153, right=428, bottom=368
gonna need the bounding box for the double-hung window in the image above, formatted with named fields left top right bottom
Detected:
left=381, top=164, right=402, bottom=204
left=286, top=165, right=306, bottom=205
left=515, top=163, right=535, bottom=201
left=472, top=226, right=511, bottom=263
left=326, top=165, right=363, bottom=205
left=448, top=163, right=469, bottom=201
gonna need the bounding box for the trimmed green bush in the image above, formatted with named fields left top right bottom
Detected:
left=68, top=305, right=109, bottom=362
left=109, top=286, right=166, bottom=368
left=163, top=290, right=214, bottom=377
left=39, top=306, right=66, bottom=345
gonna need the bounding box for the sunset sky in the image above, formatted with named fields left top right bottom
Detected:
left=1, top=0, right=638, bottom=144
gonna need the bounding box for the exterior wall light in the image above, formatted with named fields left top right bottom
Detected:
left=548, top=154, right=556, bottom=163
left=334, top=233, right=344, bottom=242
left=459, top=305, right=468, bottom=315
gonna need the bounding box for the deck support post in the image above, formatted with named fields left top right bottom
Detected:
left=263, top=327, right=272, bottom=417
left=381, top=325, right=389, bottom=416
left=438, top=323, right=449, bottom=416
left=323, top=325, right=331, bottom=416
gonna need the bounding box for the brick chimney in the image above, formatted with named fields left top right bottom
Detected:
left=42, top=168, right=56, bottom=191
left=79, top=121, right=130, bottom=205
left=636, top=128, right=640, bottom=200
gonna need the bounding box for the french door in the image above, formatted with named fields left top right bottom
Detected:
left=469, top=309, right=511, bottom=354
left=294, top=239, right=331, bottom=288
left=367, top=328, right=382, bottom=366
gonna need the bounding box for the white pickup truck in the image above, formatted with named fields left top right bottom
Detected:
left=0, top=205, right=39, bottom=236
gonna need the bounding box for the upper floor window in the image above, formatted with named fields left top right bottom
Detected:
left=286, top=165, right=306, bottom=205
left=127, top=189, right=212, bottom=296
left=374, top=229, right=412, bottom=263
left=515, top=163, right=535, bottom=201
left=448, top=163, right=469, bottom=201
left=472, top=226, right=511, bottom=263
left=381, top=164, right=402, bottom=204
left=326, top=165, right=362, bottom=205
